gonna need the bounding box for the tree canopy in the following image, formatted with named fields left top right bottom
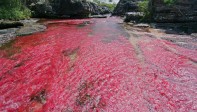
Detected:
left=0, top=0, right=31, bottom=20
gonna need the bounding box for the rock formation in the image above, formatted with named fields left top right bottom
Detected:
left=151, top=0, right=197, bottom=22
left=23, top=0, right=111, bottom=18
left=112, top=0, right=143, bottom=16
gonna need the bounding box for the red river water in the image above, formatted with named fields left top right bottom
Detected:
left=0, top=17, right=197, bottom=112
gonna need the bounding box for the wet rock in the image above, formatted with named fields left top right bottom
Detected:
left=113, top=0, right=143, bottom=16
left=16, top=24, right=46, bottom=36
left=0, top=19, right=46, bottom=46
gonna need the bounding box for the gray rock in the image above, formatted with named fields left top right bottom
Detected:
left=151, top=0, right=197, bottom=22
left=16, top=24, right=46, bottom=36
left=23, top=0, right=111, bottom=18
left=191, top=33, right=197, bottom=37
left=0, top=19, right=46, bottom=46
left=134, top=23, right=150, bottom=28
left=113, top=0, right=143, bottom=16
left=0, top=28, right=17, bottom=47
left=124, top=12, right=144, bottom=22
left=90, top=15, right=108, bottom=18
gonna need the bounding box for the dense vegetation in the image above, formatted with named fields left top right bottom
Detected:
left=164, top=0, right=177, bottom=5
left=0, top=0, right=31, bottom=20
left=93, top=0, right=116, bottom=11
left=99, top=3, right=117, bottom=11
left=138, top=0, right=177, bottom=21
left=138, top=0, right=150, bottom=20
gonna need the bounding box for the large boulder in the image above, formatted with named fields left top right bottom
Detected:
left=22, top=0, right=55, bottom=18
left=152, top=0, right=197, bottom=22
left=112, top=0, right=143, bottom=16
left=53, top=0, right=111, bottom=18
left=124, top=12, right=144, bottom=22
left=23, top=0, right=111, bottom=18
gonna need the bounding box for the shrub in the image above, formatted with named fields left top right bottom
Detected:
left=137, top=0, right=150, bottom=21
left=93, top=0, right=116, bottom=11
left=163, top=0, right=176, bottom=5
left=99, top=3, right=117, bottom=11
left=0, top=0, right=31, bottom=20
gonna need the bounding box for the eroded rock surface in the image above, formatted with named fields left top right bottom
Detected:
left=152, top=0, right=197, bottom=22
left=23, top=0, right=111, bottom=18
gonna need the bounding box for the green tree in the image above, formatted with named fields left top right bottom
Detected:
left=0, top=0, right=31, bottom=20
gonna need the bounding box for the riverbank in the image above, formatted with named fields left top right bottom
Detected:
left=0, top=19, right=46, bottom=47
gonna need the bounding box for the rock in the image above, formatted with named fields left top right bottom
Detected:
left=134, top=23, right=150, bottom=28
left=23, top=0, right=111, bottom=18
left=0, top=33, right=16, bottom=47
left=151, top=0, right=197, bottom=22
left=29, top=3, right=55, bottom=18
left=124, top=12, right=144, bottom=22
left=112, top=0, right=143, bottom=16
left=99, top=6, right=111, bottom=14
left=90, top=15, right=108, bottom=18
left=0, top=21, right=24, bottom=29
left=19, top=19, right=40, bottom=24
left=127, top=22, right=134, bottom=26
left=0, top=28, right=17, bottom=46
left=16, top=25, right=46, bottom=36
left=53, top=0, right=111, bottom=18
left=0, top=19, right=46, bottom=46
left=191, top=33, right=197, bottom=37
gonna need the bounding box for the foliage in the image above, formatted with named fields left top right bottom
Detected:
left=99, top=3, right=117, bottom=11
left=93, top=0, right=116, bottom=11
left=163, top=0, right=176, bottom=5
left=137, top=0, right=150, bottom=20
left=0, top=0, right=31, bottom=20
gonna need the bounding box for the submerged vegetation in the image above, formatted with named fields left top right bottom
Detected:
left=0, top=0, right=31, bottom=20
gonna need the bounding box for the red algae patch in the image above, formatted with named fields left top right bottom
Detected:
left=0, top=17, right=197, bottom=111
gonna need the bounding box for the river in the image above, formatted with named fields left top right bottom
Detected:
left=0, top=17, right=197, bottom=111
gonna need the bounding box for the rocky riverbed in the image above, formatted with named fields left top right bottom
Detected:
left=0, top=19, right=46, bottom=47
left=0, top=17, right=196, bottom=111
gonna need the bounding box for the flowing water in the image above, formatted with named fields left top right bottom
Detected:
left=0, top=17, right=197, bottom=111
